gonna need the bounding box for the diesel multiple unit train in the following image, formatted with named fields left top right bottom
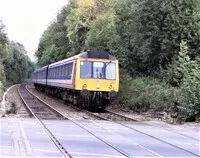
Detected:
left=32, top=50, right=119, bottom=110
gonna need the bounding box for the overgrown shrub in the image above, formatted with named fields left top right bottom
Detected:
left=166, top=41, right=196, bottom=86
left=118, top=71, right=177, bottom=112
left=177, top=78, right=200, bottom=121
left=0, top=81, right=3, bottom=101
left=6, top=102, right=17, bottom=115
left=166, top=40, right=200, bottom=121
left=169, top=41, right=200, bottom=121
left=118, top=41, right=200, bottom=122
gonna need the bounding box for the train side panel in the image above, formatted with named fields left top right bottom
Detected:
left=33, top=66, right=48, bottom=86
left=46, top=60, right=76, bottom=89
left=32, top=72, right=37, bottom=84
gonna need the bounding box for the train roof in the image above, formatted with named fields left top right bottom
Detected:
left=77, top=50, right=116, bottom=60
left=33, top=65, right=48, bottom=72
left=49, top=50, right=116, bottom=67
left=34, top=50, right=116, bottom=71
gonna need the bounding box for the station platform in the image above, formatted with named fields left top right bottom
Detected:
left=0, top=118, right=63, bottom=157
left=0, top=118, right=124, bottom=158
left=0, top=117, right=199, bottom=158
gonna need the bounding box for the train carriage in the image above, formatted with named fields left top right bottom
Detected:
left=32, top=50, right=119, bottom=110
left=47, top=58, right=76, bottom=89
left=32, top=66, right=48, bottom=86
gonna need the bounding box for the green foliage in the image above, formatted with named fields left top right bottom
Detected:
left=0, top=22, right=8, bottom=95
left=4, top=42, right=34, bottom=84
left=0, top=20, right=34, bottom=98
left=118, top=71, right=177, bottom=112
left=66, top=1, right=92, bottom=53
left=6, top=102, right=17, bottom=115
left=36, top=6, right=73, bottom=65
left=36, top=0, right=200, bottom=71
left=85, top=12, right=119, bottom=54
left=34, top=0, right=200, bottom=122
left=36, top=0, right=119, bottom=66
left=169, top=41, right=200, bottom=121
left=66, top=0, right=111, bottom=54
left=0, top=21, right=8, bottom=61
left=177, top=77, right=200, bottom=121
left=115, top=0, right=200, bottom=75
left=0, top=62, right=6, bottom=91
left=167, top=40, right=195, bottom=86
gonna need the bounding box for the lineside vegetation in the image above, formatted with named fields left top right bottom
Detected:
left=35, top=0, right=200, bottom=121
left=1, top=0, right=199, bottom=121
left=0, top=21, right=35, bottom=100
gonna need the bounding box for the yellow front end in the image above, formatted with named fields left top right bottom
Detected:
left=75, top=58, right=119, bottom=92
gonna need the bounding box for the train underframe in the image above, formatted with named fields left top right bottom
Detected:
left=34, top=83, right=116, bottom=111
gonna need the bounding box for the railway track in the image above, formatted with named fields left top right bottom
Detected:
left=86, top=110, right=200, bottom=157
left=25, top=85, right=199, bottom=157
left=98, top=110, right=199, bottom=141
left=91, top=110, right=138, bottom=121
left=19, top=84, right=132, bottom=158
left=65, top=105, right=199, bottom=157
left=18, top=84, right=72, bottom=158
left=19, top=85, right=65, bottom=120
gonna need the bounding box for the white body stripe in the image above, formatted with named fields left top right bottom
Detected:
left=47, top=79, right=74, bottom=89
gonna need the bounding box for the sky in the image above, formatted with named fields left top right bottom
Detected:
left=0, top=0, right=68, bottom=61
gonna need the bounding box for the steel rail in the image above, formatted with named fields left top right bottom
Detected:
left=26, top=85, right=130, bottom=158
left=29, top=86, right=198, bottom=141
left=105, top=110, right=138, bottom=121
left=18, top=84, right=72, bottom=158
left=28, top=85, right=199, bottom=157
left=27, top=85, right=161, bottom=157
left=17, top=85, right=33, bottom=118
left=106, top=110, right=199, bottom=141
left=88, top=109, right=200, bottom=157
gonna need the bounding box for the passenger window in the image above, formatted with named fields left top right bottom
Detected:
left=62, top=66, right=65, bottom=78
left=66, top=62, right=73, bottom=80
left=58, top=67, right=60, bottom=78
left=66, top=65, right=68, bottom=77
left=60, top=67, right=62, bottom=78
left=56, top=68, right=58, bottom=79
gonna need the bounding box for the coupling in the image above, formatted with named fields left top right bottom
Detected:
left=108, top=90, right=117, bottom=99
left=80, top=89, right=90, bottom=98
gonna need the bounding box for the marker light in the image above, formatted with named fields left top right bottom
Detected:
left=82, top=84, right=87, bottom=89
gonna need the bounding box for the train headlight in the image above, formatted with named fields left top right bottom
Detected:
left=82, top=84, right=87, bottom=89
left=109, top=85, right=113, bottom=89
left=96, top=85, right=100, bottom=89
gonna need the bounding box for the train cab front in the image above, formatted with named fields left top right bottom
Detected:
left=75, top=58, right=119, bottom=109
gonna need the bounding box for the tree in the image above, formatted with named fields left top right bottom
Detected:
left=36, top=5, right=74, bottom=66
left=66, top=0, right=96, bottom=54
left=4, top=42, right=34, bottom=84
left=85, top=12, right=119, bottom=51
left=114, top=0, right=200, bottom=75
left=0, top=21, right=8, bottom=91
left=0, top=21, right=8, bottom=61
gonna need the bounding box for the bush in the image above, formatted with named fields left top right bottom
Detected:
left=6, top=102, right=17, bottom=115
left=118, top=71, right=177, bottom=112
left=166, top=40, right=196, bottom=86
left=166, top=40, right=200, bottom=121
left=118, top=40, right=200, bottom=122
left=0, top=81, right=3, bottom=101
left=177, top=78, right=200, bottom=121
